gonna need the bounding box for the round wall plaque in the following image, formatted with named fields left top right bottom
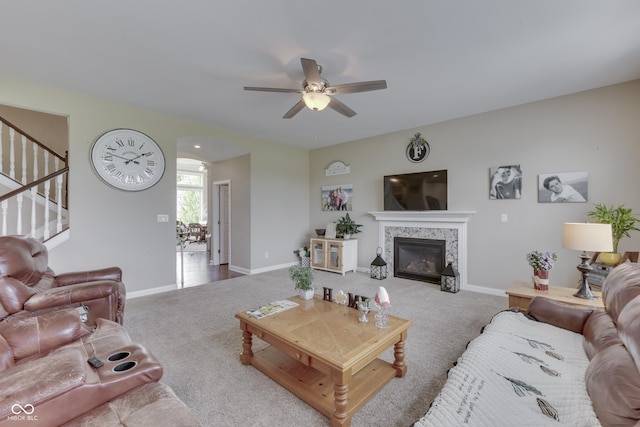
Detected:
left=406, top=133, right=430, bottom=163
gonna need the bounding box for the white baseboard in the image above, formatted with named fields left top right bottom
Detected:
left=464, top=283, right=508, bottom=298
left=127, top=284, right=177, bottom=299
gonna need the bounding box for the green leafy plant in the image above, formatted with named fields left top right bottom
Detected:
left=288, top=265, right=314, bottom=291
left=587, top=204, right=640, bottom=253
left=335, top=213, right=363, bottom=236
left=176, top=221, right=189, bottom=248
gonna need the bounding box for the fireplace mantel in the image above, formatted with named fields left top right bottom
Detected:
left=369, top=211, right=476, bottom=223
left=369, top=211, right=476, bottom=289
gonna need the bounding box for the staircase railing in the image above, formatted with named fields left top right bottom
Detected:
left=0, top=116, right=69, bottom=242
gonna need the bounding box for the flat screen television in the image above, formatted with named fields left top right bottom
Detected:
left=384, top=170, right=447, bottom=211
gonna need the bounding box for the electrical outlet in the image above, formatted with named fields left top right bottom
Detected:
left=157, top=214, right=169, bottom=223
left=501, top=213, right=508, bottom=222
left=265, top=252, right=269, bottom=259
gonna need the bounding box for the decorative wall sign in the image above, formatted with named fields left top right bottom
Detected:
left=325, top=161, right=350, bottom=176
left=406, top=133, right=430, bottom=163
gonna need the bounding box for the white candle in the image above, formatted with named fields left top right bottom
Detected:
left=375, top=286, right=391, bottom=306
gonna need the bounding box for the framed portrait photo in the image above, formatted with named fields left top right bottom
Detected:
left=321, top=184, right=353, bottom=211
left=538, top=171, right=588, bottom=203
left=489, top=165, right=522, bottom=200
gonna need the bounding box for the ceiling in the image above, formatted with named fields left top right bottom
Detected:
left=2, top=1, right=639, bottom=161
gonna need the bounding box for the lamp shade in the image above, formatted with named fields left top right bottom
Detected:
left=562, top=223, right=613, bottom=252
left=302, top=92, right=331, bottom=111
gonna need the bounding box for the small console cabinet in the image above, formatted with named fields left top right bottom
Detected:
left=310, top=237, right=358, bottom=275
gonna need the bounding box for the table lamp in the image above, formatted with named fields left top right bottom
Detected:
left=562, top=222, right=613, bottom=300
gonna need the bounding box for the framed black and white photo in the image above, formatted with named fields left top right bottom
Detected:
left=489, top=165, right=522, bottom=200
left=321, top=184, right=353, bottom=211
left=538, top=171, right=588, bottom=203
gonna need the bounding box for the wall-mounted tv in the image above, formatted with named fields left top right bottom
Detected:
left=384, top=170, right=448, bottom=211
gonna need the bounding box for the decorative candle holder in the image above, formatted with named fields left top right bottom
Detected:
left=374, top=303, right=390, bottom=328
left=357, top=300, right=370, bottom=323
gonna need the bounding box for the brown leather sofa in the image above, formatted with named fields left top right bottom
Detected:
left=0, top=236, right=125, bottom=326
left=527, top=261, right=640, bottom=426
left=415, top=262, right=640, bottom=426
left=0, top=306, right=201, bottom=426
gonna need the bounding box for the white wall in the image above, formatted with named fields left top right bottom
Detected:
left=309, top=80, right=640, bottom=291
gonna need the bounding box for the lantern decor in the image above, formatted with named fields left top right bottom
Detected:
left=370, top=247, right=388, bottom=280
left=441, top=261, right=460, bottom=293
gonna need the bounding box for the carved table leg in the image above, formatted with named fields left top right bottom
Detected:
left=393, top=336, right=408, bottom=377
left=240, top=329, right=253, bottom=365
left=331, top=382, right=350, bottom=427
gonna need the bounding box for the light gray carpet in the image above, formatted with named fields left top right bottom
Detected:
left=124, top=269, right=507, bottom=427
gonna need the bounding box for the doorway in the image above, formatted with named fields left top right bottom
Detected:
left=212, top=180, right=231, bottom=266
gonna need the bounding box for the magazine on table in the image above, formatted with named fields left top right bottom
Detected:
left=246, top=300, right=298, bottom=319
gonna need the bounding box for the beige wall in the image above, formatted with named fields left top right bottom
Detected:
left=2, top=73, right=638, bottom=295
left=0, top=103, right=69, bottom=155
left=208, top=154, right=251, bottom=271
left=309, top=80, right=640, bottom=292
left=0, top=75, right=309, bottom=294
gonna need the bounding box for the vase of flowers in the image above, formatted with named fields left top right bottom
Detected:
left=526, top=250, right=558, bottom=291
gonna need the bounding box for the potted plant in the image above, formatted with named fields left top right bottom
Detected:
left=288, top=265, right=315, bottom=300
left=587, top=203, right=640, bottom=265
left=525, top=250, right=558, bottom=291
left=335, top=213, right=363, bottom=239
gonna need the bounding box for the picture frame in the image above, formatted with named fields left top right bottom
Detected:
left=538, top=171, right=588, bottom=203
left=321, top=184, right=353, bottom=211
left=489, top=165, right=522, bottom=199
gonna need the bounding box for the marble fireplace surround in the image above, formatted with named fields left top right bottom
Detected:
left=369, top=211, right=476, bottom=289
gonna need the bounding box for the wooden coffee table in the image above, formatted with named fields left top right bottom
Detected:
left=235, top=295, right=411, bottom=427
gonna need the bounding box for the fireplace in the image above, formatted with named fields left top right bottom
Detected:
left=394, top=237, right=445, bottom=284
left=369, top=211, right=476, bottom=290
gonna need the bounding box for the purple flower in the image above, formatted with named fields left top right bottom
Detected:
left=526, top=250, right=558, bottom=271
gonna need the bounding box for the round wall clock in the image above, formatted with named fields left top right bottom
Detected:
left=90, top=128, right=165, bottom=191
left=406, top=132, right=430, bottom=163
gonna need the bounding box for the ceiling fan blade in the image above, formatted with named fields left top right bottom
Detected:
left=326, top=80, right=387, bottom=95
left=301, top=58, right=322, bottom=85
left=244, top=86, right=301, bottom=93
left=328, top=97, right=356, bottom=118
left=283, top=99, right=306, bottom=119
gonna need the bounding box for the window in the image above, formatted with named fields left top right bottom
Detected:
left=177, top=170, right=205, bottom=225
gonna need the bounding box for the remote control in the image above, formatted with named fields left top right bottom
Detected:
left=87, top=356, right=104, bottom=368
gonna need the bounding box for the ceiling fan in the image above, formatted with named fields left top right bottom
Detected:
left=244, top=58, right=387, bottom=119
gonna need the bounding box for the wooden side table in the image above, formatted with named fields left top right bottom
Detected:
left=506, top=281, right=604, bottom=311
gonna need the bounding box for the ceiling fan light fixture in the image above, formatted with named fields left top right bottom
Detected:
left=302, top=92, right=331, bottom=111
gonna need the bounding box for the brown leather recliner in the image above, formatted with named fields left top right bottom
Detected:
left=0, top=236, right=125, bottom=326
left=0, top=306, right=166, bottom=426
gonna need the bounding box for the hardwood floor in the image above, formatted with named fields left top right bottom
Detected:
left=176, top=250, right=244, bottom=288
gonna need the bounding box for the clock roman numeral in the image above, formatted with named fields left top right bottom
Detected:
left=115, top=138, right=124, bottom=147
left=147, top=160, right=156, bottom=167
left=105, top=164, right=116, bottom=173
left=103, top=154, right=113, bottom=162
left=127, top=137, right=135, bottom=147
